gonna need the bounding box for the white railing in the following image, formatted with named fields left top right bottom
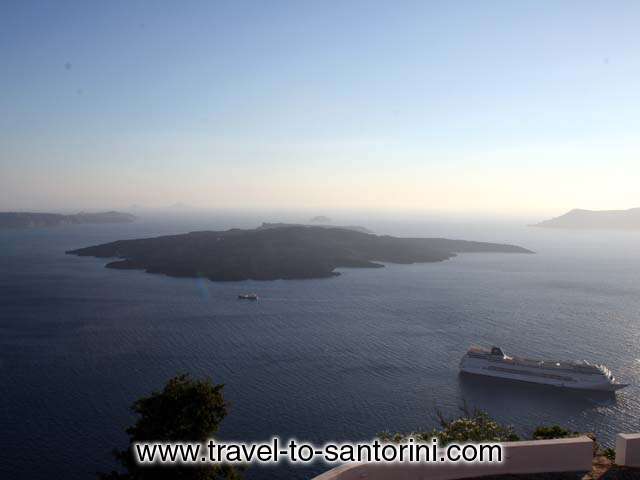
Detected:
left=616, top=433, right=640, bottom=467
left=313, top=436, right=595, bottom=480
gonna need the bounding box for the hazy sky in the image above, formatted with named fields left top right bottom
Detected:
left=2, top=1, right=639, bottom=215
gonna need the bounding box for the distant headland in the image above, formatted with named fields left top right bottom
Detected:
left=533, top=208, right=640, bottom=230
left=0, top=211, right=136, bottom=229
left=258, top=222, right=373, bottom=234
left=310, top=215, right=331, bottom=223
left=67, top=224, right=533, bottom=281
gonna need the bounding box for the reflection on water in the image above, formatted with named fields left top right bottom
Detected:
left=2, top=218, right=640, bottom=479
left=458, top=373, right=617, bottom=421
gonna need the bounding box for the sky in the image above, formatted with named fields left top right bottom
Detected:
left=1, top=0, right=639, bottom=215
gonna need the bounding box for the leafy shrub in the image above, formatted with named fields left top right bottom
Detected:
left=532, top=425, right=579, bottom=440
left=380, top=406, right=519, bottom=446
left=99, top=374, right=242, bottom=480
left=602, top=447, right=616, bottom=462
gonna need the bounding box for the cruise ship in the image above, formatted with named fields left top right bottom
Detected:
left=460, top=346, right=627, bottom=391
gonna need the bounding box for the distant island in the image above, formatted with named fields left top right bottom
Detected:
left=533, top=208, right=640, bottom=230
left=67, top=224, right=532, bottom=281
left=0, top=211, right=136, bottom=229
left=310, top=215, right=331, bottom=223
left=259, top=222, right=373, bottom=234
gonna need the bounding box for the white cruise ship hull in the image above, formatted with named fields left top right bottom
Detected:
left=459, top=348, right=628, bottom=392
left=460, top=362, right=625, bottom=391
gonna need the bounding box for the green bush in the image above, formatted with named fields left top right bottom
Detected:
left=380, top=406, right=519, bottom=446
left=380, top=407, right=594, bottom=450
left=99, top=374, right=242, bottom=480
left=602, top=447, right=616, bottom=462
left=532, top=425, right=579, bottom=440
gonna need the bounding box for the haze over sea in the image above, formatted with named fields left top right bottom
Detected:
left=2, top=213, right=640, bottom=479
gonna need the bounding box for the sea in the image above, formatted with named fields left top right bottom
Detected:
left=2, top=212, right=640, bottom=479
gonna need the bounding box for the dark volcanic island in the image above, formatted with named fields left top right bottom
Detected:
left=66, top=225, right=533, bottom=281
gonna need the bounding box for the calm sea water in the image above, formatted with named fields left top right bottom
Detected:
left=2, top=215, right=640, bottom=479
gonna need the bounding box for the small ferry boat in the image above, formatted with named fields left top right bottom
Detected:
left=459, top=346, right=627, bottom=391
left=238, top=293, right=258, bottom=300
